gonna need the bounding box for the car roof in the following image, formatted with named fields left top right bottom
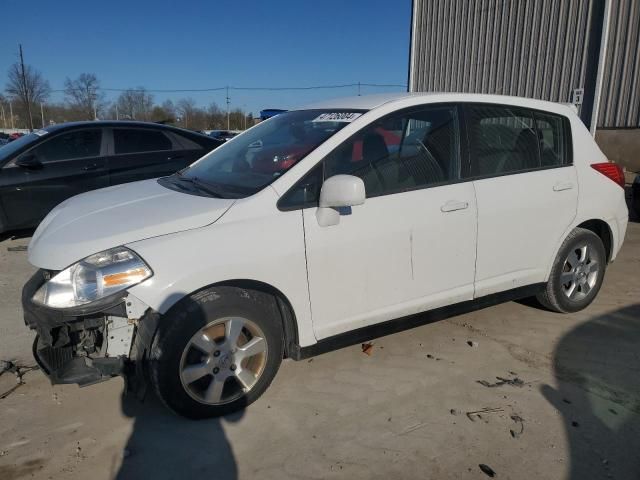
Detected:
left=43, top=120, right=205, bottom=136
left=298, top=92, right=575, bottom=116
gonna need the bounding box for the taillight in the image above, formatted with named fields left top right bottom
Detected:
left=591, top=162, right=625, bottom=188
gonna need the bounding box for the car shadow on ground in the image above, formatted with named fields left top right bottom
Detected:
left=115, top=391, right=242, bottom=480
left=541, top=304, right=640, bottom=480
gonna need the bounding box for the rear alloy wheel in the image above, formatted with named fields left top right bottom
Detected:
left=150, top=287, right=283, bottom=419
left=537, top=227, right=606, bottom=313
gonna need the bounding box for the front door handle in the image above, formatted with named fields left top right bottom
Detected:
left=553, top=181, right=574, bottom=192
left=441, top=200, right=469, bottom=213
left=83, top=163, right=99, bottom=171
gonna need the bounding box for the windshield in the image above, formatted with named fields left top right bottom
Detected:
left=177, top=109, right=365, bottom=197
left=0, top=133, right=41, bottom=163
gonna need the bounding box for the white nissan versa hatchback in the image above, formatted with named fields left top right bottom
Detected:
left=23, top=93, right=628, bottom=418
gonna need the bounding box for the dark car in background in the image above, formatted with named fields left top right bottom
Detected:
left=0, top=121, right=222, bottom=233
left=208, top=130, right=239, bottom=142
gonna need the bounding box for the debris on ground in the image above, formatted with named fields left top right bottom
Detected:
left=466, top=407, right=504, bottom=422
left=563, top=398, right=572, bottom=404
left=571, top=421, right=580, bottom=428
left=450, top=409, right=458, bottom=416
left=477, top=375, right=525, bottom=388
left=510, top=414, right=524, bottom=438
left=479, top=463, right=496, bottom=477
left=7, top=245, right=27, bottom=252
left=361, top=343, right=374, bottom=356
left=0, top=361, right=39, bottom=399
left=467, top=340, right=479, bottom=347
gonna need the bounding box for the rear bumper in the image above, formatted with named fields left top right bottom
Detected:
left=23, top=270, right=130, bottom=386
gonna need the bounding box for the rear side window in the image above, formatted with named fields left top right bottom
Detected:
left=114, top=129, right=172, bottom=154
left=32, top=129, right=101, bottom=162
left=466, top=105, right=568, bottom=177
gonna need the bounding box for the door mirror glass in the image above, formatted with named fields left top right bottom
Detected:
left=15, top=153, right=42, bottom=169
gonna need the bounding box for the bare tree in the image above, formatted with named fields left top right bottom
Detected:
left=115, top=88, right=154, bottom=121
left=176, top=98, right=197, bottom=128
left=64, top=73, right=106, bottom=120
left=5, top=61, right=50, bottom=130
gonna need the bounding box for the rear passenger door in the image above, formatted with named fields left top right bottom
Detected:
left=465, top=104, right=578, bottom=297
left=107, top=128, right=195, bottom=186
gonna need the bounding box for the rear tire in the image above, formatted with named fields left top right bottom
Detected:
left=537, top=228, right=606, bottom=313
left=149, top=286, right=283, bottom=419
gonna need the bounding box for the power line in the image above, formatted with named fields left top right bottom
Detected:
left=48, top=82, right=407, bottom=94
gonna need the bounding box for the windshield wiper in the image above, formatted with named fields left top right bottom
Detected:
left=173, top=173, right=224, bottom=198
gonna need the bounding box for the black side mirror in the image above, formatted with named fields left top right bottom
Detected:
left=15, top=153, right=42, bottom=170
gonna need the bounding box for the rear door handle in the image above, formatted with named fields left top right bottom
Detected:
left=83, top=163, right=99, bottom=171
left=553, top=181, right=574, bottom=192
left=440, top=200, right=469, bottom=213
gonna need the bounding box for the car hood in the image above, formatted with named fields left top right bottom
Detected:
left=28, top=179, right=235, bottom=269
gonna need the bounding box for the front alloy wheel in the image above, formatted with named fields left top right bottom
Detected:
left=180, top=317, right=268, bottom=405
left=150, top=287, right=284, bottom=419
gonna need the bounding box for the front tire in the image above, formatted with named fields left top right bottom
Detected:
left=537, top=228, right=606, bottom=313
left=149, top=286, right=284, bottom=419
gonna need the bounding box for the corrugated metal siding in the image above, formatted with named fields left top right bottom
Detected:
left=410, top=0, right=640, bottom=128
left=598, top=0, right=640, bottom=127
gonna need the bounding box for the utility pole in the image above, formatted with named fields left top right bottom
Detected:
left=226, top=86, right=230, bottom=130
left=115, top=104, right=119, bottom=120
left=40, top=103, right=45, bottom=128
left=1, top=103, right=6, bottom=129
left=19, top=44, right=34, bottom=131
left=357, top=81, right=361, bottom=96
left=9, top=101, right=14, bottom=129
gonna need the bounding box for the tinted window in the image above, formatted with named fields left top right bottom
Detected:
left=467, top=105, right=568, bottom=176
left=323, top=106, right=460, bottom=198
left=535, top=112, right=567, bottom=167
left=172, top=132, right=203, bottom=151
left=114, top=129, right=172, bottom=154
left=32, top=129, right=101, bottom=162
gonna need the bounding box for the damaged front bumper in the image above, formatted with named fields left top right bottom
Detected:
left=22, top=269, right=157, bottom=389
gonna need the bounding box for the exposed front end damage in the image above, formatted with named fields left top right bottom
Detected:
left=22, top=269, right=157, bottom=390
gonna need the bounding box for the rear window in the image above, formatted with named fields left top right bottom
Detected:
left=114, top=129, right=172, bottom=154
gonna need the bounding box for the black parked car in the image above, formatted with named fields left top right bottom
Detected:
left=0, top=121, right=223, bottom=234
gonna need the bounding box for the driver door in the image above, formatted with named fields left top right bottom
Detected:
left=301, top=104, right=478, bottom=340
left=2, top=128, right=108, bottom=229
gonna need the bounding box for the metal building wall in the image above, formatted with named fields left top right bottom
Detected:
left=409, top=0, right=640, bottom=128
left=598, top=0, right=640, bottom=128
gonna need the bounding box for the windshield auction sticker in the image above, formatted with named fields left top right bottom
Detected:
left=312, top=112, right=362, bottom=123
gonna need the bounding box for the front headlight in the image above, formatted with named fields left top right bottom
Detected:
left=33, top=246, right=152, bottom=309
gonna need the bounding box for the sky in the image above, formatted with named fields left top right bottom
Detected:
left=1, top=0, right=411, bottom=115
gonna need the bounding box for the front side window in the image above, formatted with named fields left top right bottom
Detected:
left=466, top=105, right=568, bottom=177
left=323, top=105, right=461, bottom=198
left=177, top=110, right=364, bottom=198
left=114, top=129, right=172, bottom=154
left=32, top=129, right=102, bottom=163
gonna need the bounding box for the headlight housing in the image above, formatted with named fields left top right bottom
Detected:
left=32, top=246, right=152, bottom=309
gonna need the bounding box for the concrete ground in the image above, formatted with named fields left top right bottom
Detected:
left=0, top=224, right=638, bottom=480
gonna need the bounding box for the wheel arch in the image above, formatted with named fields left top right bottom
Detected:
left=576, top=219, right=613, bottom=262
left=160, top=279, right=302, bottom=360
